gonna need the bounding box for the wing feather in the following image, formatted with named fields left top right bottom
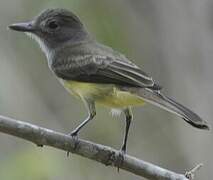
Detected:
left=52, top=55, right=161, bottom=89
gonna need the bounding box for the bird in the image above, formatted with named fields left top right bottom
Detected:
left=9, top=8, right=209, bottom=157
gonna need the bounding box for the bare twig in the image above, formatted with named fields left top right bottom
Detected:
left=185, top=163, right=203, bottom=180
left=0, top=115, right=195, bottom=180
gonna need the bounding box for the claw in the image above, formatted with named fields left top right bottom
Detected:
left=67, top=132, right=79, bottom=157
left=116, top=149, right=125, bottom=172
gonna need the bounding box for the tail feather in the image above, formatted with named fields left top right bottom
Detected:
left=136, top=88, right=210, bottom=130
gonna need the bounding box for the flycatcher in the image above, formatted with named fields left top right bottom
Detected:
left=9, top=8, right=209, bottom=154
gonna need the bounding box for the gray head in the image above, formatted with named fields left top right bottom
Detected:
left=9, top=9, right=89, bottom=51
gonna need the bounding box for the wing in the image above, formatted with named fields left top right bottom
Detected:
left=52, top=54, right=161, bottom=90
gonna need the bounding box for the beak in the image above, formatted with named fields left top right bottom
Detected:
left=8, top=21, right=36, bottom=32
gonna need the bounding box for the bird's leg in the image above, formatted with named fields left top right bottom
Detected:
left=121, top=108, right=132, bottom=153
left=67, top=100, right=96, bottom=156
left=117, top=108, right=133, bottom=171
left=69, top=100, right=96, bottom=136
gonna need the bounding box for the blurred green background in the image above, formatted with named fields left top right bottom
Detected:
left=0, top=0, right=212, bottom=179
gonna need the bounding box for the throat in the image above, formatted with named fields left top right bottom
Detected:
left=26, top=33, right=52, bottom=60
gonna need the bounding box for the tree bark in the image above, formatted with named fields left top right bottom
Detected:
left=0, top=115, right=191, bottom=180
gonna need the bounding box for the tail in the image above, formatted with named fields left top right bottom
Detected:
left=136, top=88, right=210, bottom=130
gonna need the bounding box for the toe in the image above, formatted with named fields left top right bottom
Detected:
left=116, top=150, right=125, bottom=172
left=66, top=131, right=79, bottom=156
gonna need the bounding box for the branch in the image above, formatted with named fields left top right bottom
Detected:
left=0, top=115, right=193, bottom=180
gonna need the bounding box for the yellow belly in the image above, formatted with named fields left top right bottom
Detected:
left=60, top=80, right=145, bottom=108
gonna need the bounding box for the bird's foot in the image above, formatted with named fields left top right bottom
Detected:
left=36, top=144, right=43, bottom=147
left=116, top=147, right=126, bottom=172
left=67, top=130, right=79, bottom=157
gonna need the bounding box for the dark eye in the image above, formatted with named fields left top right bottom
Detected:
left=48, top=21, right=59, bottom=29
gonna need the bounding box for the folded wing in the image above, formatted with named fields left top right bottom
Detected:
left=52, top=55, right=161, bottom=90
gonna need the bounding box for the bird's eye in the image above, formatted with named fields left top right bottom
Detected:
left=47, top=21, right=59, bottom=30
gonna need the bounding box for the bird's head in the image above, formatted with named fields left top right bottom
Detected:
left=9, top=8, right=88, bottom=52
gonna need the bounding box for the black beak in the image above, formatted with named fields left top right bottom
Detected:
left=8, top=22, right=35, bottom=32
